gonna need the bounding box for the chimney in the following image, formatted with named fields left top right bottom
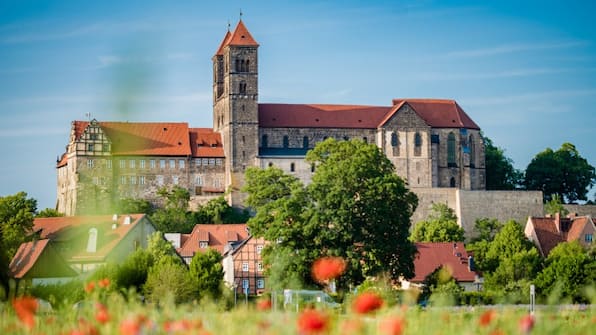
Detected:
left=555, top=212, right=561, bottom=232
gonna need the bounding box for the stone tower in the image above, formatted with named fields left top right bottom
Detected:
left=212, top=20, right=259, bottom=205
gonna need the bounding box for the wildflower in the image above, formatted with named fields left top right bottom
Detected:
left=12, top=296, right=38, bottom=330
left=519, top=314, right=535, bottom=334
left=85, top=281, right=95, bottom=293
left=95, top=303, right=110, bottom=324
left=311, top=256, right=346, bottom=283
left=380, top=316, right=405, bottom=335
left=490, top=329, right=505, bottom=335
left=352, top=292, right=384, bottom=314
left=120, top=316, right=142, bottom=335
left=479, top=310, right=496, bottom=327
left=256, top=298, right=272, bottom=311
left=297, top=308, right=328, bottom=334
left=98, top=278, right=110, bottom=289
left=340, top=319, right=363, bottom=334
left=76, top=318, right=99, bottom=335
left=164, top=319, right=193, bottom=333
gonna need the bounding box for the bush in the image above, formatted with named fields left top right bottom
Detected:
left=29, top=280, right=85, bottom=309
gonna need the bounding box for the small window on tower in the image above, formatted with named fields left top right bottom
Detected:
left=239, top=81, right=247, bottom=95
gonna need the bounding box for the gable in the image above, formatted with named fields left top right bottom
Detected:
left=380, top=102, right=430, bottom=130
left=9, top=240, right=77, bottom=279
left=412, top=242, right=476, bottom=283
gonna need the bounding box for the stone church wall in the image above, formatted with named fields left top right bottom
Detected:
left=562, top=204, right=596, bottom=217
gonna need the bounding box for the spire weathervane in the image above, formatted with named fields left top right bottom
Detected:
left=239, top=9, right=243, bottom=20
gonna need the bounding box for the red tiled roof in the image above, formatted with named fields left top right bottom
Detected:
left=391, top=99, right=480, bottom=129
left=529, top=215, right=595, bottom=256
left=178, top=224, right=249, bottom=257
left=258, top=103, right=391, bottom=128
left=9, top=239, right=50, bottom=278
left=214, top=30, right=231, bottom=56
left=73, top=121, right=192, bottom=156
left=33, top=214, right=146, bottom=262
left=189, top=128, right=225, bottom=158
left=227, top=20, right=259, bottom=47
left=411, top=242, right=477, bottom=283
left=56, top=153, right=68, bottom=168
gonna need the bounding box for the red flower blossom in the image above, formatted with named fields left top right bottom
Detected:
left=256, top=298, right=272, bottom=311
left=164, top=319, right=193, bottom=333
left=340, top=319, right=364, bottom=334
left=12, top=296, right=38, bottom=330
left=85, top=281, right=95, bottom=293
left=352, top=292, right=384, bottom=314
left=95, top=303, right=110, bottom=324
left=380, top=316, right=405, bottom=335
left=98, top=278, right=110, bottom=289
left=311, top=256, right=346, bottom=283
left=519, top=314, right=535, bottom=334
left=120, top=316, right=142, bottom=335
left=297, top=309, right=328, bottom=335
left=490, top=329, right=505, bottom=335
left=479, top=310, right=496, bottom=327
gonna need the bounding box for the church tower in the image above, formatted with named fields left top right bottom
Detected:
left=212, top=20, right=259, bottom=205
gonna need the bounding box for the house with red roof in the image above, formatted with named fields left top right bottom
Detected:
left=57, top=18, right=487, bottom=217
left=401, top=242, right=480, bottom=291
left=222, top=235, right=267, bottom=295
left=524, top=213, right=595, bottom=257
left=9, top=214, right=156, bottom=285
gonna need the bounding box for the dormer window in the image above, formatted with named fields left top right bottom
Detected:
left=199, top=241, right=208, bottom=248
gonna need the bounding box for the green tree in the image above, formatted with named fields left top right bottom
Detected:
left=535, top=241, right=596, bottom=302
left=192, top=197, right=250, bottom=224
left=115, top=198, right=154, bottom=215
left=525, top=143, right=595, bottom=203
left=144, top=258, right=195, bottom=304
left=35, top=208, right=64, bottom=218
left=0, top=192, right=37, bottom=292
left=411, top=203, right=465, bottom=242
left=419, top=266, right=463, bottom=306
left=147, top=231, right=181, bottom=264
left=483, top=135, right=523, bottom=190
left=189, top=249, right=224, bottom=300
left=245, top=138, right=418, bottom=290
left=150, top=186, right=193, bottom=233
left=470, top=218, right=502, bottom=242
left=544, top=194, right=569, bottom=216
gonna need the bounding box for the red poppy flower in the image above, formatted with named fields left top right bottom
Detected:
left=340, top=319, right=364, bottom=334
left=12, top=296, right=38, bottom=330
left=380, top=316, right=405, bottom=335
left=98, top=278, right=110, bottom=289
left=311, top=256, right=346, bottom=283
left=297, top=308, right=328, bottom=334
left=85, top=281, right=95, bottom=293
left=256, top=298, right=272, bottom=311
left=76, top=318, right=99, bottom=335
left=164, top=319, right=193, bottom=333
left=352, top=292, right=384, bottom=314
left=519, top=314, right=535, bottom=334
left=120, top=316, right=142, bottom=335
left=95, top=303, right=110, bottom=324
left=479, top=310, right=496, bottom=327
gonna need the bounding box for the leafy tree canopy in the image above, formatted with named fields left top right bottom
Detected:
left=525, top=143, right=595, bottom=203
left=150, top=186, right=193, bottom=233
left=192, top=197, right=250, bottom=224
left=244, top=138, right=418, bottom=290
left=115, top=198, right=154, bottom=215
left=189, top=248, right=224, bottom=301
left=35, top=208, right=64, bottom=218
left=410, top=203, right=465, bottom=242
left=544, top=194, right=569, bottom=216
left=470, top=218, right=502, bottom=242
left=483, top=135, right=523, bottom=190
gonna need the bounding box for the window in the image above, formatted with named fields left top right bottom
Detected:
left=169, top=159, right=175, bottom=169
left=196, top=175, right=203, bottom=186
left=216, top=158, right=223, bottom=166
left=257, top=262, right=263, bottom=272
left=214, top=178, right=221, bottom=188
left=311, top=164, right=315, bottom=173
left=150, top=159, right=155, bottom=169
left=283, top=136, right=289, bottom=148
left=391, top=132, right=399, bottom=156
left=139, top=160, right=145, bottom=169
left=90, top=133, right=98, bottom=140
left=586, top=234, right=593, bottom=243
left=102, top=144, right=109, bottom=152
left=469, top=134, right=475, bottom=168
left=303, top=136, right=309, bottom=149
left=343, top=136, right=349, bottom=141
left=391, top=133, right=398, bottom=146
left=179, top=159, right=185, bottom=169
left=87, top=144, right=94, bottom=151
left=202, top=158, right=209, bottom=166
left=261, top=134, right=268, bottom=148
left=139, top=176, right=145, bottom=185
left=256, top=245, right=263, bottom=254
left=129, top=160, right=135, bottom=169
left=268, top=162, right=273, bottom=167
left=363, top=137, right=368, bottom=143
left=242, top=262, right=249, bottom=272
left=242, top=279, right=249, bottom=290
left=156, top=175, right=164, bottom=186
left=209, top=158, right=215, bottom=165
left=92, top=176, right=99, bottom=185
left=160, top=159, right=166, bottom=169
left=195, top=159, right=202, bottom=166
left=256, top=279, right=265, bottom=289
left=87, top=159, right=94, bottom=168
left=199, top=241, right=208, bottom=248
left=290, top=162, right=295, bottom=172
left=172, top=176, right=179, bottom=185
left=120, top=160, right=126, bottom=169
left=414, top=132, right=422, bottom=156
left=120, top=176, right=127, bottom=185
left=107, top=160, right=112, bottom=169
left=130, top=176, right=136, bottom=185
left=450, top=177, right=456, bottom=187
left=447, top=132, right=457, bottom=167
left=239, top=81, right=247, bottom=95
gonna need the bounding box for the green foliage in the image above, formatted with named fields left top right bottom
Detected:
left=544, top=194, right=569, bottom=216
left=411, top=203, right=465, bottom=242
left=354, top=275, right=399, bottom=307
left=29, top=280, right=85, bottom=309
left=189, top=249, right=224, bottom=300
left=147, top=231, right=181, bottom=264
left=144, top=257, right=196, bottom=304
left=116, top=249, right=155, bottom=291
left=483, top=135, right=523, bottom=190
left=115, top=198, right=155, bottom=215
left=192, top=197, right=250, bottom=224
left=35, top=208, right=64, bottom=218
left=525, top=143, right=595, bottom=203
left=150, top=186, right=194, bottom=233
left=471, top=217, right=502, bottom=242
left=245, top=139, right=418, bottom=290
left=535, top=241, right=596, bottom=303
left=420, top=266, right=463, bottom=306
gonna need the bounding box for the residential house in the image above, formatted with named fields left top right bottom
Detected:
left=223, top=235, right=267, bottom=295
left=401, top=242, right=479, bottom=291
left=9, top=214, right=156, bottom=285
left=524, top=213, right=595, bottom=257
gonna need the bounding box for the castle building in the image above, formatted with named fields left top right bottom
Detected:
left=57, top=19, right=486, bottom=216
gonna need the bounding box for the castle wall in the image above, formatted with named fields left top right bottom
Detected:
left=563, top=204, right=596, bottom=217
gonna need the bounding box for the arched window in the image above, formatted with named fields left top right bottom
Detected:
left=391, top=132, right=399, bottom=156
left=235, top=59, right=241, bottom=72
left=414, top=132, right=422, bottom=156
left=290, top=163, right=295, bottom=172
left=261, top=134, right=268, bottom=148
left=450, top=177, right=456, bottom=187
left=239, top=81, right=247, bottom=95
left=303, top=136, right=309, bottom=149
left=245, top=59, right=250, bottom=72
left=391, top=132, right=398, bottom=146
left=469, top=134, right=475, bottom=168
left=448, top=132, right=457, bottom=167
left=283, top=135, right=289, bottom=148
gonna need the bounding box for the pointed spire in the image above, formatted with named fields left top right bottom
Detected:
left=214, top=29, right=232, bottom=56
left=227, top=19, right=259, bottom=47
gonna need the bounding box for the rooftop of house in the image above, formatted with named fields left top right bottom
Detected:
left=177, top=224, right=250, bottom=258
left=527, top=213, right=595, bottom=256
left=411, top=242, right=477, bottom=283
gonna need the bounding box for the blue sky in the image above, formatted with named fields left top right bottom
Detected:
left=0, top=0, right=595, bottom=209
